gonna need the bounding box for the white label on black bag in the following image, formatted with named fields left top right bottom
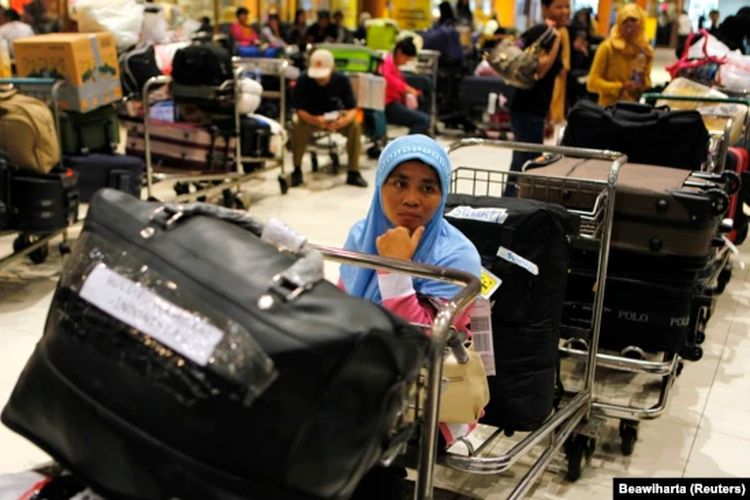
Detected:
left=496, top=246, right=539, bottom=276
left=79, top=264, right=224, bottom=366
left=446, top=206, right=509, bottom=224
left=471, top=298, right=496, bottom=376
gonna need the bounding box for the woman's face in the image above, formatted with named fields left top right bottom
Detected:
left=381, top=161, right=442, bottom=233
left=620, top=16, right=641, bottom=41
left=543, top=0, right=571, bottom=27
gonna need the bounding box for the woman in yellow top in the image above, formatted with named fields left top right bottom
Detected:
left=587, top=3, right=654, bottom=106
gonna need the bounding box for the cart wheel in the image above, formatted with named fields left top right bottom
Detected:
left=619, top=420, right=638, bottom=456
left=679, top=344, right=703, bottom=362
left=13, top=234, right=49, bottom=264
left=694, top=330, right=706, bottom=345
left=330, top=152, right=340, bottom=174
left=677, top=361, right=684, bottom=377
left=173, top=182, right=190, bottom=196
left=721, top=170, right=741, bottom=195
left=564, top=434, right=587, bottom=481
left=716, top=265, right=732, bottom=294
left=706, top=188, right=730, bottom=216
left=310, top=152, right=319, bottom=173
left=278, top=176, right=289, bottom=195
left=59, top=242, right=72, bottom=256
left=735, top=219, right=748, bottom=245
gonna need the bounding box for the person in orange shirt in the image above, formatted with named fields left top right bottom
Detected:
left=231, top=7, right=259, bottom=47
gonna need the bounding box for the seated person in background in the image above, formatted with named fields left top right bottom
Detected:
left=331, top=10, right=351, bottom=43
left=353, top=12, right=371, bottom=43
left=382, top=38, right=432, bottom=136
left=284, top=8, right=307, bottom=49
left=0, top=8, right=34, bottom=52
left=231, top=7, right=259, bottom=47
left=340, top=133, right=482, bottom=448
left=586, top=3, right=653, bottom=106
left=290, top=49, right=368, bottom=188
left=305, top=10, right=337, bottom=44
left=261, top=13, right=285, bottom=48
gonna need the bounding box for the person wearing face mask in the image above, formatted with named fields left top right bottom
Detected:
left=587, top=3, right=653, bottom=106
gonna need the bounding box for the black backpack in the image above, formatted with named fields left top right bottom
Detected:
left=172, top=44, right=234, bottom=86
left=119, top=44, right=163, bottom=96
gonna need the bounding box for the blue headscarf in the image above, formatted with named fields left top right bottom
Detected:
left=340, top=134, right=481, bottom=303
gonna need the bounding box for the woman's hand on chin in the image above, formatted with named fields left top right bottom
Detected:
left=376, top=226, right=425, bottom=261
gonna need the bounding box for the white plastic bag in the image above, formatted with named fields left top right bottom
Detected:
left=70, top=0, right=144, bottom=50
left=720, top=52, right=750, bottom=93
left=687, top=33, right=731, bottom=59
left=141, top=6, right=169, bottom=45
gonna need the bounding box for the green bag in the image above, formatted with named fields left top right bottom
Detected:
left=317, top=43, right=381, bottom=73
left=366, top=19, right=399, bottom=51
left=59, top=104, right=119, bottom=156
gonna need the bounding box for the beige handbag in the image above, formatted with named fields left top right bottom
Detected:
left=439, top=342, right=490, bottom=424
left=0, top=87, right=60, bottom=174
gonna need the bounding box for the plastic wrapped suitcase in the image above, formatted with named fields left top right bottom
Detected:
left=123, top=116, right=234, bottom=171
left=65, top=154, right=144, bottom=202
left=1, top=189, right=429, bottom=500
left=519, top=157, right=731, bottom=259
left=444, top=194, right=579, bottom=432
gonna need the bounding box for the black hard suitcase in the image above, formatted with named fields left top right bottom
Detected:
left=2, top=189, right=429, bottom=500
left=562, top=100, right=710, bottom=170
left=445, top=194, right=578, bottom=432
left=519, top=157, right=731, bottom=259
left=457, top=76, right=510, bottom=108
left=9, top=167, right=79, bottom=232
left=59, top=104, right=120, bottom=156
left=564, top=248, right=704, bottom=354
left=65, top=154, right=144, bottom=202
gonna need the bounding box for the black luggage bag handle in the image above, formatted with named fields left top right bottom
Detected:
left=148, top=202, right=325, bottom=304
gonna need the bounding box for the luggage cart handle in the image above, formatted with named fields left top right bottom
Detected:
left=642, top=93, right=750, bottom=107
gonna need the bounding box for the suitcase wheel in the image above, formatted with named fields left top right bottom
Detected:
left=706, top=188, right=730, bottom=216
left=13, top=234, right=50, bottom=264
left=310, top=152, right=319, bottom=173
left=679, top=344, right=703, bottom=362
left=720, top=170, right=741, bottom=196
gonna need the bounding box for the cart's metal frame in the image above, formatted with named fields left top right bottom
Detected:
left=310, top=244, right=482, bottom=500
left=142, top=63, right=289, bottom=203
left=0, top=77, right=74, bottom=272
left=232, top=57, right=291, bottom=193
left=440, top=139, right=624, bottom=499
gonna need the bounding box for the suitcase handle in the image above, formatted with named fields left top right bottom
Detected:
left=148, top=203, right=325, bottom=302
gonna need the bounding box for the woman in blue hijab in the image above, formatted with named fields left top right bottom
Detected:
left=343, top=135, right=482, bottom=499
left=340, top=134, right=481, bottom=322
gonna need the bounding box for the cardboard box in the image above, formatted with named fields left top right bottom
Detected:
left=13, top=32, right=122, bottom=113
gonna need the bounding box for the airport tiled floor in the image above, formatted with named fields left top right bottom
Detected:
left=1, top=48, right=749, bottom=498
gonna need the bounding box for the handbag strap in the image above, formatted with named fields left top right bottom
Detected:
left=148, top=203, right=325, bottom=304
left=527, top=26, right=556, bottom=52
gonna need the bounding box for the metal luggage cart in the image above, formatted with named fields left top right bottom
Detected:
left=443, top=139, right=624, bottom=496
left=310, top=244, right=481, bottom=500
left=0, top=77, right=75, bottom=271
left=142, top=70, right=285, bottom=205
left=407, top=49, right=440, bottom=136
left=233, top=57, right=291, bottom=194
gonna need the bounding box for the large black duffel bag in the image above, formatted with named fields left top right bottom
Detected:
left=562, top=100, right=709, bottom=170
left=445, top=194, right=578, bottom=432
left=2, top=189, right=429, bottom=500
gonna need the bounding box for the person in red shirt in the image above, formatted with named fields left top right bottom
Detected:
left=382, top=38, right=432, bottom=136
left=231, top=7, right=259, bottom=47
